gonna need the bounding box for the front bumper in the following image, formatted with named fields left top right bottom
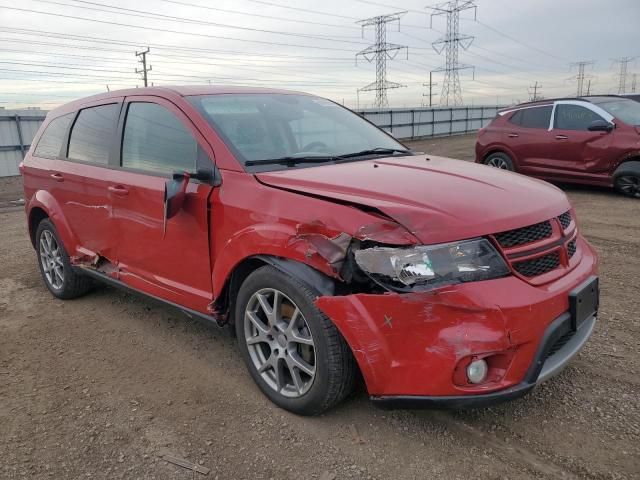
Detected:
left=370, top=312, right=596, bottom=409
left=315, top=236, right=598, bottom=404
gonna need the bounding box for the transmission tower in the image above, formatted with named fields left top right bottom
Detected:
left=613, top=56, right=636, bottom=93
left=136, top=47, right=152, bottom=87
left=568, top=60, right=594, bottom=96
left=427, top=1, right=476, bottom=106
left=528, top=81, right=542, bottom=101
left=356, top=12, right=408, bottom=108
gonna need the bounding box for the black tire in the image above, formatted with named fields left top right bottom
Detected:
left=613, top=173, right=640, bottom=198
left=35, top=218, right=93, bottom=299
left=235, top=265, right=356, bottom=415
left=484, top=152, right=515, bottom=171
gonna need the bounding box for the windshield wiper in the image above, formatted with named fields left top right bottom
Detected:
left=336, top=147, right=413, bottom=159
left=245, top=155, right=336, bottom=167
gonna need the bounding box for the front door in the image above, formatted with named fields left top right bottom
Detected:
left=109, top=97, right=215, bottom=313
left=544, top=102, right=615, bottom=181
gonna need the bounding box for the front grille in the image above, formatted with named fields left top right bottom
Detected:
left=545, top=330, right=575, bottom=359
left=567, top=239, right=577, bottom=258
left=558, top=211, right=572, bottom=230
left=494, top=221, right=553, bottom=248
left=513, top=252, right=560, bottom=277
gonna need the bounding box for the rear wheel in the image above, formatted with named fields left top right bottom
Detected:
left=235, top=265, right=356, bottom=415
left=35, top=219, right=92, bottom=299
left=484, top=152, right=515, bottom=171
left=614, top=174, right=640, bottom=198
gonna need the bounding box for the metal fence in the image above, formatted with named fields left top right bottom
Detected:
left=0, top=110, right=47, bottom=177
left=356, top=105, right=501, bottom=140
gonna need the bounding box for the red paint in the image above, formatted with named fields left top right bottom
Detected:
left=476, top=98, right=640, bottom=187
left=22, top=86, right=599, bottom=401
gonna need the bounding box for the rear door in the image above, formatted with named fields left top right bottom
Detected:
left=545, top=102, right=616, bottom=180
left=46, top=101, right=122, bottom=261
left=108, top=96, right=215, bottom=313
left=503, top=105, right=554, bottom=173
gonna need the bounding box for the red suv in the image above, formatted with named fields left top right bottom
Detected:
left=22, top=86, right=599, bottom=415
left=476, top=96, right=640, bottom=197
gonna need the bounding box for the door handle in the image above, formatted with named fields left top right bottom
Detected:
left=555, top=135, right=568, bottom=140
left=50, top=173, right=64, bottom=182
left=108, top=185, right=129, bottom=197
left=507, top=133, right=519, bottom=138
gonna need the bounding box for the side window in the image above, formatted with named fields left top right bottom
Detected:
left=68, top=104, right=119, bottom=164
left=508, top=110, right=523, bottom=126
left=510, top=106, right=552, bottom=129
left=33, top=113, right=74, bottom=159
left=554, top=104, right=604, bottom=130
left=122, top=103, right=197, bottom=173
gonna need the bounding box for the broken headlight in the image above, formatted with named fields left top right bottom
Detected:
left=354, top=238, right=510, bottom=290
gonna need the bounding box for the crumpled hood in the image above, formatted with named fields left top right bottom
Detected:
left=256, top=155, right=572, bottom=245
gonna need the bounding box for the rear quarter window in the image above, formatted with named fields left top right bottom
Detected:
left=33, top=113, right=74, bottom=159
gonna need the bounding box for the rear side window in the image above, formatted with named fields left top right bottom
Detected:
left=68, top=104, right=119, bottom=164
left=121, top=103, right=197, bottom=174
left=554, top=104, right=604, bottom=130
left=509, top=106, right=552, bottom=129
left=33, top=113, right=74, bottom=159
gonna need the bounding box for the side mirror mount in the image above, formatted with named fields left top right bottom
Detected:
left=588, top=119, right=614, bottom=132
left=163, top=171, right=190, bottom=235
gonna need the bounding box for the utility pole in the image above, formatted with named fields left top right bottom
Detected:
left=427, top=0, right=476, bottom=106
left=568, top=60, right=594, bottom=96
left=136, top=47, right=152, bottom=87
left=631, top=73, right=637, bottom=93
left=422, top=71, right=438, bottom=106
left=586, top=79, right=592, bottom=95
left=356, top=12, right=408, bottom=108
left=528, top=81, right=542, bottom=101
left=612, top=56, right=636, bottom=93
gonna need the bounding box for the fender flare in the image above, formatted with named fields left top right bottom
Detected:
left=27, top=190, right=78, bottom=253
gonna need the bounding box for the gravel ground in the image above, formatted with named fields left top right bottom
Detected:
left=1, top=135, right=638, bottom=479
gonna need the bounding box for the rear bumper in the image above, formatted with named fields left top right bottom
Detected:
left=370, top=313, right=596, bottom=409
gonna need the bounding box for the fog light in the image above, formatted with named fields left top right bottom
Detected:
left=466, top=359, right=488, bottom=384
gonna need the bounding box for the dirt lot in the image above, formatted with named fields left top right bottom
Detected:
left=1, top=134, right=638, bottom=479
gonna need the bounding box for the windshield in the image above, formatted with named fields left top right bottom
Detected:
left=589, top=97, right=640, bottom=126
left=187, top=93, right=408, bottom=171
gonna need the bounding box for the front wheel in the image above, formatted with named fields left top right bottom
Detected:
left=614, top=174, right=640, bottom=198
left=235, top=265, right=356, bottom=415
left=484, top=152, right=515, bottom=171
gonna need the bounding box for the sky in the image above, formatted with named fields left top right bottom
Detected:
left=0, top=0, right=638, bottom=110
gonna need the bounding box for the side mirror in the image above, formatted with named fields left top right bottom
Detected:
left=588, top=119, right=614, bottom=132
left=163, top=171, right=190, bottom=235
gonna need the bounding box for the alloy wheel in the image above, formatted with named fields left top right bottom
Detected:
left=616, top=175, right=640, bottom=198
left=486, top=156, right=509, bottom=169
left=39, top=230, right=64, bottom=290
left=244, top=288, right=316, bottom=398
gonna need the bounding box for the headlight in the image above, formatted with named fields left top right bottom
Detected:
left=354, top=238, right=510, bottom=290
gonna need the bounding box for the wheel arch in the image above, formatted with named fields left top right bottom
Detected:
left=26, top=190, right=78, bottom=253
left=613, top=158, right=640, bottom=178
left=28, top=206, right=49, bottom=247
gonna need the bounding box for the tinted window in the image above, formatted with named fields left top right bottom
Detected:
left=510, top=106, right=552, bottom=129
left=68, top=104, right=119, bottom=164
left=122, top=103, right=197, bottom=173
left=554, top=104, right=604, bottom=130
left=33, top=113, right=74, bottom=158
left=589, top=97, right=640, bottom=126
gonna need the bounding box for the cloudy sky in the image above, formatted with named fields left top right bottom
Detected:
left=0, top=0, right=638, bottom=110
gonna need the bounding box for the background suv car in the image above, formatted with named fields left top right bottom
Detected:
left=476, top=96, right=640, bottom=197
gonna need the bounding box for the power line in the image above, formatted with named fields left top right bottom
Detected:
left=428, top=0, right=476, bottom=106
left=0, top=6, right=358, bottom=52
left=356, top=12, right=408, bottom=108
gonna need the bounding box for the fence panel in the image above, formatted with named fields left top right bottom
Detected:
left=356, top=105, right=501, bottom=141
left=0, top=110, right=47, bottom=177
